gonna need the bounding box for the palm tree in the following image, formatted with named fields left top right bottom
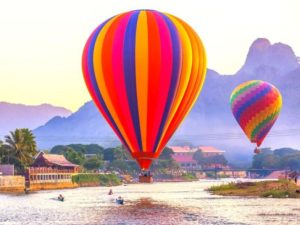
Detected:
left=5, top=129, right=37, bottom=171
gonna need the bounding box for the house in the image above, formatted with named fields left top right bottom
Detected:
left=198, top=146, right=225, bottom=157
left=170, top=146, right=199, bottom=170
left=25, top=152, right=80, bottom=190
left=169, top=146, right=228, bottom=170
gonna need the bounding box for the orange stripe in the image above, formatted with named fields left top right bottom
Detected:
left=146, top=11, right=162, bottom=151
left=135, top=11, right=148, bottom=152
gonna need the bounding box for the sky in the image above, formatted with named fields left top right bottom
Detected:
left=0, top=0, right=299, bottom=111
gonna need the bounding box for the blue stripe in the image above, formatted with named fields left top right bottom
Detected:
left=123, top=11, right=143, bottom=152
left=152, top=14, right=181, bottom=153
left=236, top=85, right=272, bottom=122
left=86, top=18, right=130, bottom=151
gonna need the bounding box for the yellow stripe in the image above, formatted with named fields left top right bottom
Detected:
left=135, top=11, right=148, bottom=152
left=158, top=15, right=193, bottom=138
left=93, top=15, right=136, bottom=152
left=156, top=15, right=206, bottom=152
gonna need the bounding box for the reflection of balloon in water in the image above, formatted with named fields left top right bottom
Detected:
left=82, top=10, right=206, bottom=170
left=230, top=80, right=282, bottom=149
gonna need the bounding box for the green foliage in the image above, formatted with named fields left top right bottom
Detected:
left=208, top=182, right=237, bottom=191
left=159, top=147, right=174, bottom=159
left=71, top=173, right=122, bottom=186
left=252, top=147, right=300, bottom=170
left=64, top=148, right=85, bottom=165
left=51, top=144, right=105, bottom=155
left=193, top=149, right=227, bottom=167
left=3, top=129, right=37, bottom=173
left=181, top=172, right=197, bottom=181
left=83, top=157, right=103, bottom=171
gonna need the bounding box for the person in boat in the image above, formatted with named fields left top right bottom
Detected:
left=108, top=189, right=113, bottom=195
left=58, top=194, right=64, bottom=201
left=116, top=196, right=124, bottom=204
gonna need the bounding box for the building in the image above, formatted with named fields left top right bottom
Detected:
left=198, top=146, right=225, bottom=157
left=170, top=146, right=199, bottom=170
left=170, top=146, right=228, bottom=170
left=25, top=152, right=80, bottom=190
left=0, top=164, right=14, bottom=176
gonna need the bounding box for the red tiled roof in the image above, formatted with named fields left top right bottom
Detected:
left=35, top=152, right=79, bottom=167
left=198, top=146, right=225, bottom=153
left=172, top=155, right=197, bottom=163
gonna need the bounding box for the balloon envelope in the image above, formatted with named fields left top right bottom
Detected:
left=230, top=80, right=282, bottom=147
left=82, top=10, right=206, bottom=169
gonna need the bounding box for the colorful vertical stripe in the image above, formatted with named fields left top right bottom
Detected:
left=82, top=10, right=207, bottom=169
left=230, top=80, right=282, bottom=147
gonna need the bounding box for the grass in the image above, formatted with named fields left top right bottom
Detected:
left=208, top=180, right=300, bottom=198
left=72, top=173, right=122, bottom=186
left=181, top=172, right=197, bottom=181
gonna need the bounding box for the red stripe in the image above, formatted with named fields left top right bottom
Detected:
left=102, top=14, right=140, bottom=152
left=148, top=12, right=173, bottom=153
left=146, top=11, right=162, bottom=152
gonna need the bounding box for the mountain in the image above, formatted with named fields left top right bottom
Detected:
left=0, top=102, right=71, bottom=137
left=33, top=38, right=300, bottom=165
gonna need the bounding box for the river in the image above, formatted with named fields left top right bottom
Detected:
left=0, top=179, right=299, bottom=225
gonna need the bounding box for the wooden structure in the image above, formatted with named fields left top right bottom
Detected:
left=25, top=152, right=80, bottom=190
left=139, top=175, right=153, bottom=183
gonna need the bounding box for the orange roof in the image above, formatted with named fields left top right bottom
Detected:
left=198, top=146, right=225, bottom=153
left=35, top=152, right=79, bottom=167
left=169, top=146, right=197, bottom=153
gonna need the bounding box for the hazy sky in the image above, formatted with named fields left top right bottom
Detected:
left=0, top=0, right=299, bottom=111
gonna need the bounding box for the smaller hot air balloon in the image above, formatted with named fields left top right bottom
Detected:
left=230, top=80, right=282, bottom=153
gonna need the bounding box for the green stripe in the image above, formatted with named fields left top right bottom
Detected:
left=250, top=110, right=280, bottom=140
left=230, top=81, right=260, bottom=105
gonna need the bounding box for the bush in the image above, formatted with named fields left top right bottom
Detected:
left=72, top=173, right=122, bottom=186
left=181, top=172, right=197, bottom=180
left=208, top=182, right=237, bottom=191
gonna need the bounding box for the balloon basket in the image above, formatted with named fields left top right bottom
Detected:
left=139, top=175, right=153, bottom=183
left=254, top=147, right=261, bottom=154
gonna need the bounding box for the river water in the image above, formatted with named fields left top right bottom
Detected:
left=0, top=179, right=300, bottom=225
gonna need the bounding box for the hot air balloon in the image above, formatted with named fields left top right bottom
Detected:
left=230, top=80, right=282, bottom=153
left=82, top=9, right=206, bottom=174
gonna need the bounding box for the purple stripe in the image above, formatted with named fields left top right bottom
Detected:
left=232, top=83, right=265, bottom=117
left=123, top=11, right=142, bottom=152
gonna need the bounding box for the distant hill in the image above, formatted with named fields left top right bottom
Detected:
left=0, top=102, right=71, bottom=137
left=33, top=38, right=300, bottom=165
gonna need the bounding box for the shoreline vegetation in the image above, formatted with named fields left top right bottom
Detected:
left=71, top=173, right=122, bottom=187
left=208, top=180, right=300, bottom=198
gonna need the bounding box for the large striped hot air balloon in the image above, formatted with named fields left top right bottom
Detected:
left=230, top=80, right=282, bottom=152
left=82, top=10, right=206, bottom=170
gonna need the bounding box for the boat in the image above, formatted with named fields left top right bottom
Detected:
left=116, top=198, right=124, bottom=205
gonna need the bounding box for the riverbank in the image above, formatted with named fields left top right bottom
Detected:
left=208, top=180, right=300, bottom=198
left=71, top=173, right=122, bottom=187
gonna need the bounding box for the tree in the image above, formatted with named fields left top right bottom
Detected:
left=64, top=148, right=85, bottom=165
left=4, top=129, right=38, bottom=173
left=159, top=147, right=174, bottom=159
left=193, top=150, right=205, bottom=165
left=104, top=146, right=131, bottom=161
left=83, top=157, right=104, bottom=171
